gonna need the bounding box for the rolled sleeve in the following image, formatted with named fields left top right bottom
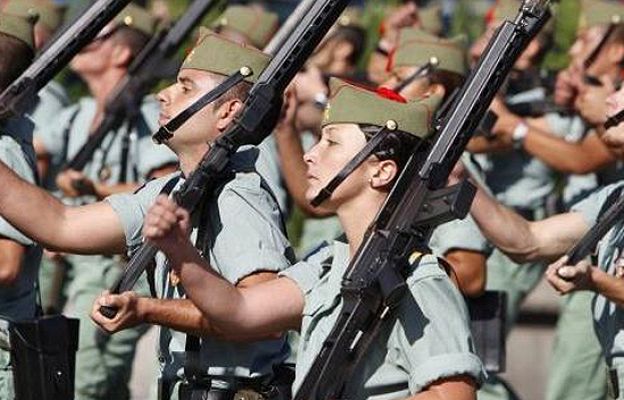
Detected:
left=398, top=256, right=486, bottom=392
left=280, top=244, right=331, bottom=295
left=430, top=216, right=491, bottom=257
left=209, top=173, right=293, bottom=284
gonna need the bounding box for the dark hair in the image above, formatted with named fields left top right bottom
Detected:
left=112, top=26, right=151, bottom=59
left=333, top=26, right=367, bottom=66
left=209, top=72, right=254, bottom=109
left=429, top=70, right=465, bottom=101
left=359, top=124, right=424, bottom=176
left=0, top=33, right=34, bottom=93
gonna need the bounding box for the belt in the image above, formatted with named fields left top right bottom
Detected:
left=177, top=384, right=286, bottom=400
left=609, top=368, right=621, bottom=400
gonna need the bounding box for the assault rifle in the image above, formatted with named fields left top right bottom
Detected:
left=64, top=0, right=221, bottom=175
left=99, top=0, right=351, bottom=318
left=293, top=1, right=551, bottom=399
left=0, top=0, right=132, bottom=119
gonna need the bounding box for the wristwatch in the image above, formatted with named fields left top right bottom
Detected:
left=512, top=120, right=529, bottom=149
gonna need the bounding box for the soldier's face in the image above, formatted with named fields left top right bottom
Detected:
left=157, top=69, right=224, bottom=150
left=303, top=124, right=376, bottom=210
left=71, top=24, right=119, bottom=75
left=603, top=85, right=624, bottom=157
left=383, top=66, right=431, bottom=100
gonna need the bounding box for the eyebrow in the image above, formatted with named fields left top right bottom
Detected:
left=178, top=77, right=195, bottom=87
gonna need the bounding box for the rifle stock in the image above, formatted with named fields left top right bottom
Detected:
left=0, top=0, right=132, bottom=119
left=100, top=0, right=351, bottom=319
left=293, top=2, right=551, bottom=399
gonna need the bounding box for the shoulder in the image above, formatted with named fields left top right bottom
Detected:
left=40, top=81, right=70, bottom=107
left=280, top=242, right=333, bottom=295
left=571, top=182, right=624, bottom=225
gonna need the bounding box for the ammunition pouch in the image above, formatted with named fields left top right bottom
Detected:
left=467, top=291, right=507, bottom=374
left=0, top=315, right=79, bottom=400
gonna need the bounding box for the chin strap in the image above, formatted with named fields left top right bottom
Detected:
left=605, top=108, right=624, bottom=130
left=152, top=66, right=253, bottom=144
left=311, top=122, right=396, bottom=208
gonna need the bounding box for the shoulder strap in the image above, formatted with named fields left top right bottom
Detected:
left=598, top=186, right=624, bottom=218
left=60, top=108, right=80, bottom=164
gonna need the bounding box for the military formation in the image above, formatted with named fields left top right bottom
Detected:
left=0, top=0, right=624, bottom=399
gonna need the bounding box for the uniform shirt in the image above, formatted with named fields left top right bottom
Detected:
left=107, top=147, right=294, bottom=387
left=41, top=96, right=176, bottom=193
left=571, top=181, right=624, bottom=369
left=429, top=215, right=492, bottom=257
left=480, top=87, right=558, bottom=210
left=0, top=118, right=42, bottom=320
left=281, top=240, right=485, bottom=399
left=257, top=135, right=289, bottom=214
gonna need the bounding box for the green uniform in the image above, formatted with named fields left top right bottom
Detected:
left=0, top=117, right=43, bottom=400
left=40, top=96, right=176, bottom=400
left=107, top=147, right=294, bottom=399
left=571, top=182, right=624, bottom=400
left=281, top=240, right=485, bottom=399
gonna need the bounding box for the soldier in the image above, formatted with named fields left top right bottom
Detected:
left=0, top=12, right=42, bottom=400
left=450, top=79, right=624, bottom=400
left=0, top=30, right=295, bottom=400
left=138, top=78, right=485, bottom=399
left=35, top=5, right=178, bottom=399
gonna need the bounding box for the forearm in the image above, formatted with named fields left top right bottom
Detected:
left=167, top=243, right=300, bottom=336
left=523, top=128, right=613, bottom=174
left=466, top=137, right=512, bottom=153
left=590, top=267, right=624, bottom=307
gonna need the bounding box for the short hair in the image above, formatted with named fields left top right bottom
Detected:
left=0, top=33, right=34, bottom=92
left=209, top=72, right=254, bottom=110
left=429, top=70, right=465, bottom=101
left=359, top=124, right=423, bottom=177
left=111, top=26, right=151, bottom=59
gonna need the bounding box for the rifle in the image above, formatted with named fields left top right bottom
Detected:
left=293, top=1, right=551, bottom=399
left=64, top=0, right=221, bottom=175
left=99, top=0, right=352, bottom=318
left=0, top=0, right=132, bottom=119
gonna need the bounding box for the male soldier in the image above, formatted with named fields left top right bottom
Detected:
left=36, top=5, right=177, bottom=399
left=0, top=30, right=294, bottom=400
left=0, top=12, right=42, bottom=399
left=450, top=80, right=624, bottom=400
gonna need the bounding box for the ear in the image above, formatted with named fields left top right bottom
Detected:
left=214, top=99, right=244, bottom=131
left=333, top=40, right=355, bottom=63
left=369, top=159, right=398, bottom=189
left=111, top=44, right=133, bottom=68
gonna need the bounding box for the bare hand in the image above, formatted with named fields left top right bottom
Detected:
left=554, top=67, right=580, bottom=107
left=489, top=97, right=522, bottom=144
left=143, top=195, right=192, bottom=256
left=56, top=169, right=96, bottom=198
left=546, top=256, right=595, bottom=295
left=90, top=291, right=144, bottom=334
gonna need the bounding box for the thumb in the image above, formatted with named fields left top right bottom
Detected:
left=557, top=266, right=578, bottom=279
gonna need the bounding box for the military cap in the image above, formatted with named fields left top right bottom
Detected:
left=391, top=28, right=468, bottom=76
left=212, top=5, right=278, bottom=49
left=322, top=78, right=441, bottom=139
left=3, top=0, right=65, bottom=32
left=0, top=12, right=36, bottom=50
left=418, top=4, right=444, bottom=36
left=579, top=0, right=624, bottom=29
left=181, top=28, right=271, bottom=84
left=113, top=3, right=157, bottom=36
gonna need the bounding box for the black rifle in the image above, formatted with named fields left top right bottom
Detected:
left=293, top=1, right=551, bottom=399
left=99, top=0, right=352, bottom=318
left=0, top=0, right=132, bottom=119
left=64, top=0, right=220, bottom=174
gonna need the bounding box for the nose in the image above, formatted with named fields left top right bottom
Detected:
left=157, top=85, right=173, bottom=106
left=303, top=142, right=320, bottom=165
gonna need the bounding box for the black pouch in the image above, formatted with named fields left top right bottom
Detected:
left=7, top=315, right=79, bottom=400
left=467, top=291, right=507, bottom=373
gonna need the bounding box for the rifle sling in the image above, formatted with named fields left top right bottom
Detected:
left=153, top=70, right=247, bottom=144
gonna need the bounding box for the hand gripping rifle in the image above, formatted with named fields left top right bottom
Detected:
left=0, top=0, right=132, bottom=119
left=99, top=0, right=352, bottom=318
left=293, top=2, right=551, bottom=399
left=64, top=0, right=221, bottom=176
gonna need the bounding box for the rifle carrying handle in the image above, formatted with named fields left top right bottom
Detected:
left=99, top=305, right=119, bottom=319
